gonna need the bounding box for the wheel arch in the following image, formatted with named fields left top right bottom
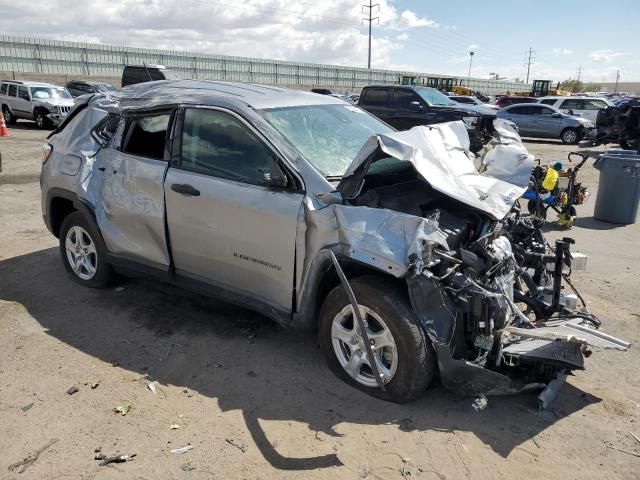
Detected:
left=292, top=248, right=408, bottom=331
left=46, top=188, right=100, bottom=239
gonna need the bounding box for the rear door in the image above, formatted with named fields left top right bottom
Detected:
left=164, top=106, right=304, bottom=315
left=93, top=109, right=173, bottom=269
left=359, top=87, right=391, bottom=122
left=580, top=99, right=609, bottom=122
left=500, top=106, right=534, bottom=136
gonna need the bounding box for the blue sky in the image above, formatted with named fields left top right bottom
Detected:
left=1, top=0, right=637, bottom=83
left=389, top=0, right=639, bottom=83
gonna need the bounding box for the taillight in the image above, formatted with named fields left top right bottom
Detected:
left=42, top=143, right=53, bottom=165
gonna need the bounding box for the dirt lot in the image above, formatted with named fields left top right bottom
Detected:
left=0, top=124, right=639, bottom=480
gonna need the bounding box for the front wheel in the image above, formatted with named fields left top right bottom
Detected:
left=2, top=106, right=16, bottom=125
left=318, top=276, right=436, bottom=403
left=34, top=110, right=49, bottom=129
left=59, top=211, right=114, bottom=288
left=561, top=127, right=580, bottom=145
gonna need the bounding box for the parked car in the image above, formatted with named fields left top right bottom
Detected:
left=496, top=103, right=594, bottom=144
left=537, top=96, right=614, bottom=122
left=41, top=80, right=624, bottom=403
left=66, top=80, right=119, bottom=97
left=0, top=80, right=74, bottom=128
left=449, top=95, right=500, bottom=111
left=121, top=65, right=182, bottom=87
left=358, top=85, right=496, bottom=152
left=494, top=96, right=538, bottom=109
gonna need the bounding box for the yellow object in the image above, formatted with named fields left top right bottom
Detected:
left=453, top=86, right=471, bottom=95
left=542, top=167, right=559, bottom=191
left=557, top=212, right=574, bottom=228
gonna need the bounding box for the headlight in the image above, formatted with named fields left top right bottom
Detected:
left=463, top=116, right=479, bottom=127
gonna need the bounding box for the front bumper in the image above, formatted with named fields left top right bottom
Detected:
left=46, top=113, right=66, bottom=126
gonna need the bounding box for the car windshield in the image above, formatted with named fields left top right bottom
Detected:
left=30, top=87, right=72, bottom=100
left=162, top=70, right=182, bottom=80
left=414, top=87, right=458, bottom=106
left=259, top=104, right=394, bottom=178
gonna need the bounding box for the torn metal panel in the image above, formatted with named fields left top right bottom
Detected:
left=481, top=119, right=535, bottom=188
left=505, top=321, right=630, bottom=351
left=337, top=122, right=529, bottom=220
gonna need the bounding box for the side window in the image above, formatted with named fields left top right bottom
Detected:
left=560, top=99, right=581, bottom=110
left=509, top=106, right=529, bottom=115
left=8, top=84, right=17, bottom=97
left=121, top=112, right=171, bottom=160
left=392, top=89, right=423, bottom=109
left=180, top=108, right=274, bottom=186
left=362, top=88, right=388, bottom=107
left=18, top=86, right=30, bottom=100
left=540, top=99, right=556, bottom=106
left=0, top=83, right=7, bottom=95
left=92, top=113, right=121, bottom=146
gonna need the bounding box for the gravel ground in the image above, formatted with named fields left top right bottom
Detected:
left=0, top=124, right=639, bottom=480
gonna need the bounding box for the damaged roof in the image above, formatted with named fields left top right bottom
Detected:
left=113, top=80, right=347, bottom=110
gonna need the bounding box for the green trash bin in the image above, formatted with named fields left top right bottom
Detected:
left=593, top=153, right=640, bottom=224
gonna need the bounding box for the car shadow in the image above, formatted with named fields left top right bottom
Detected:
left=522, top=138, right=564, bottom=146
left=573, top=216, right=629, bottom=230
left=0, top=248, right=601, bottom=470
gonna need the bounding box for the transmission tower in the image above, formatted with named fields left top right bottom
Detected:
left=524, top=47, right=535, bottom=84
left=362, top=1, right=380, bottom=69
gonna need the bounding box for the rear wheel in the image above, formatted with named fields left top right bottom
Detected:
left=318, top=276, right=435, bottom=403
left=2, top=106, right=15, bottom=125
left=59, top=211, right=114, bottom=288
left=561, top=127, right=579, bottom=145
left=527, top=200, right=547, bottom=219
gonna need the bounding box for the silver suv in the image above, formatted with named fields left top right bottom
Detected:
left=40, top=80, right=627, bottom=403
left=0, top=80, right=74, bottom=128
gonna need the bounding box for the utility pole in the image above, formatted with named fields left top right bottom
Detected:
left=467, top=51, right=474, bottom=86
left=614, top=69, right=620, bottom=93
left=576, top=65, right=583, bottom=83
left=362, top=0, right=379, bottom=69
left=524, top=47, right=535, bottom=84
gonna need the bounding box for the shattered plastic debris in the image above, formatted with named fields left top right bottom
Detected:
left=169, top=424, right=180, bottom=430
left=91, top=380, right=101, bottom=389
left=225, top=438, right=248, bottom=453
left=147, top=381, right=158, bottom=394
left=171, top=444, right=193, bottom=455
left=21, top=403, right=34, bottom=413
left=472, top=394, right=488, bottom=412
left=113, top=404, right=132, bottom=416
left=66, top=386, right=79, bottom=395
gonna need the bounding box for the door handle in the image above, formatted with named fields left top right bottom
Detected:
left=171, top=183, right=200, bottom=197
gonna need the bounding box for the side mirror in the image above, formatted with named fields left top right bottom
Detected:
left=260, top=157, right=289, bottom=188
left=566, top=109, right=574, bottom=115
left=408, top=101, right=425, bottom=112
left=551, top=112, right=562, bottom=118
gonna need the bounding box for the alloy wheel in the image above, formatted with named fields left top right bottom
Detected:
left=65, top=226, right=98, bottom=280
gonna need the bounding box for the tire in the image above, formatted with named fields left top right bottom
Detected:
left=560, top=127, right=579, bottom=145
left=318, top=275, right=435, bottom=403
left=34, top=109, right=49, bottom=129
left=59, top=211, right=114, bottom=288
left=2, top=106, right=16, bottom=125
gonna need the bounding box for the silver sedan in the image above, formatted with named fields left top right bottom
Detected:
left=496, top=103, right=594, bottom=144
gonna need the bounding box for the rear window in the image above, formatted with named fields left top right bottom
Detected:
left=560, top=99, right=583, bottom=110
left=0, top=83, right=7, bottom=95
left=361, top=88, right=388, bottom=107
left=121, top=112, right=171, bottom=160
left=540, top=99, right=556, bottom=105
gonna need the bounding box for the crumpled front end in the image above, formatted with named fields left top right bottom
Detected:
left=312, top=119, right=630, bottom=405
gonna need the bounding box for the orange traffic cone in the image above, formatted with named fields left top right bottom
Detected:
left=0, top=113, right=9, bottom=137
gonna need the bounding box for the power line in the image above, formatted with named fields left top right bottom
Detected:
left=524, top=47, right=535, bottom=84
left=362, top=1, right=380, bottom=69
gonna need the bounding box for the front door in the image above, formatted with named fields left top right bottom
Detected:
left=15, top=85, right=32, bottom=119
left=164, top=107, right=304, bottom=315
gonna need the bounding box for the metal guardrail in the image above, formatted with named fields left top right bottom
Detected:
left=0, top=35, right=529, bottom=94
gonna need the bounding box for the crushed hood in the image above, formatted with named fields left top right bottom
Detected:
left=337, top=120, right=534, bottom=220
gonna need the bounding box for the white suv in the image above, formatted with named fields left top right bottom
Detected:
left=537, top=96, right=613, bottom=122
left=0, top=80, right=74, bottom=128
